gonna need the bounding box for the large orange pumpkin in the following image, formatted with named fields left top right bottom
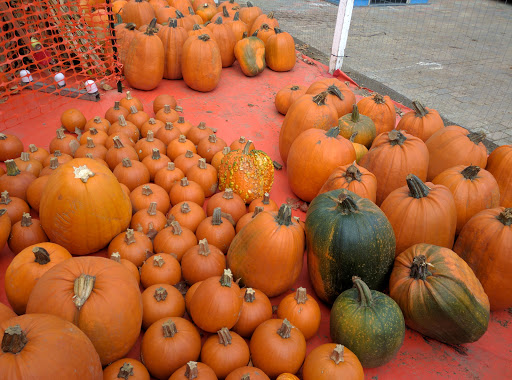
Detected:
left=39, top=158, right=132, bottom=255
left=265, top=28, right=296, bottom=72
left=26, top=256, right=143, bottom=365
left=357, top=93, right=396, bottom=135
left=158, top=18, right=189, bottom=79
left=182, top=34, right=222, bottom=92
left=121, top=0, right=156, bottom=28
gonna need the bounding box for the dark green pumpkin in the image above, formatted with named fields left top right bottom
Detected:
left=338, top=104, right=377, bottom=148
left=330, top=276, right=405, bottom=368
left=305, top=189, right=395, bottom=304
left=389, top=243, right=490, bottom=345
left=234, top=32, right=266, bottom=77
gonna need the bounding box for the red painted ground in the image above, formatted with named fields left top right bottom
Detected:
left=1, top=56, right=511, bottom=379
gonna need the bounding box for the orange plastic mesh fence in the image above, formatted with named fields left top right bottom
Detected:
left=0, top=0, right=122, bottom=130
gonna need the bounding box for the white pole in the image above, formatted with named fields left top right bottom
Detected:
left=329, top=0, right=355, bottom=74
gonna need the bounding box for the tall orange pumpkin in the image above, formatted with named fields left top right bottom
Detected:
left=207, top=17, right=237, bottom=67
left=182, top=34, right=222, bottom=92
left=26, top=256, right=143, bottom=366
left=485, top=144, right=512, bottom=207
left=39, top=158, right=132, bottom=255
left=265, top=28, right=295, bottom=72
left=158, top=18, right=189, bottom=79
left=306, top=78, right=356, bottom=118
left=357, top=93, right=396, bottom=135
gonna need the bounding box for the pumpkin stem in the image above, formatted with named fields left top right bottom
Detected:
left=152, top=255, right=165, bottom=267
left=142, top=185, right=153, bottom=196
left=86, top=137, right=96, bottom=149
left=0, top=191, right=11, bottom=205
left=180, top=202, right=191, bottom=214
left=192, top=24, right=201, bottom=30
left=122, top=158, right=132, bottom=168
left=276, top=319, right=293, bottom=339
left=125, top=229, right=136, bottom=244
left=241, top=375, right=251, bottom=380
left=171, top=220, right=183, bottom=235
left=53, top=150, right=62, bottom=157
left=198, top=33, right=211, bottom=41
left=217, top=327, right=232, bottom=346
left=89, top=127, right=98, bottom=136
left=242, top=31, right=248, bottom=38
left=252, top=206, right=264, bottom=218
left=244, top=288, right=256, bottom=302
left=275, top=204, right=293, bottom=226
left=343, top=162, right=362, bottom=183
left=198, top=238, right=210, bottom=256
left=188, top=6, right=195, bottom=15
left=1, top=325, right=27, bottom=354
left=373, top=93, right=385, bottom=104
left=20, top=152, right=30, bottom=162
left=350, top=104, right=361, bottom=122
left=294, top=287, right=308, bottom=304
left=29, top=144, right=38, bottom=153
left=168, top=18, right=178, bottom=28
left=220, top=269, right=234, bottom=287
left=178, top=135, right=187, bottom=143
left=180, top=177, right=189, bottom=187
left=73, top=274, right=96, bottom=310
left=222, top=5, right=229, bottom=16
left=151, top=148, right=161, bottom=160
left=212, top=207, right=223, bottom=225
left=110, top=252, right=121, bottom=262
left=113, top=101, right=121, bottom=110
left=233, top=11, right=240, bottom=21
left=130, top=105, right=138, bottom=115
left=167, top=162, right=176, bottom=170
left=118, top=114, right=128, bottom=127
left=497, top=208, right=512, bottom=226
left=112, top=136, right=125, bottom=149
left=349, top=132, right=358, bottom=143
left=312, top=91, right=329, bottom=106
left=461, top=165, right=480, bottom=180
left=261, top=193, right=271, bottom=205
left=147, top=202, right=157, bottom=216
left=222, top=146, right=231, bottom=155
left=207, top=134, right=217, bottom=143
left=412, top=100, right=429, bottom=117
left=241, top=139, right=253, bottom=154
left=352, top=276, right=373, bottom=307
left=148, top=118, right=157, bottom=126
left=146, top=130, right=155, bottom=142
left=330, top=344, right=345, bottom=364
left=162, top=319, right=178, bottom=338
left=0, top=133, right=6, bottom=140
left=165, top=122, right=174, bottom=131
left=49, top=157, right=59, bottom=170
left=5, top=160, right=20, bottom=176
left=33, top=246, right=51, bottom=265
left=223, top=188, right=234, bottom=200
left=337, top=193, right=359, bottom=214
left=247, top=1, right=254, bottom=6
left=327, top=84, right=344, bottom=101
left=85, top=153, right=93, bottom=159
left=388, top=129, right=407, bottom=146
left=467, top=131, right=486, bottom=144
left=20, top=213, right=32, bottom=227
left=145, top=18, right=158, bottom=35
left=268, top=11, right=275, bottom=18
left=326, top=126, right=340, bottom=137
left=406, top=174, right=430, bottom=198
left=56, top=128, right=66, bottom=140
left=178, top=117, right=185, bottom=124
left=410, top=255, right=432, bottom=280
left=73, top=164, right=95, bottom=183
left=184, top=150, right=194, bottom=158
left=184, top=362, right=199, bottom=379
left=154, top=287, right=168, bottom=302
left=117, top=363, right=134, bottom=380
left=126, top=91, right=133, bottom=100
left=0, top=209, right=6, bottom=217
left=197, top=121, right=206, bottom=130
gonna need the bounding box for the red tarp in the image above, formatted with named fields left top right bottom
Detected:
left=1, top=55, right=511, bottom=379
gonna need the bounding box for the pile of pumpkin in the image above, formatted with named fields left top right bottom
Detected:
left=111, top=0, right=295, bottom=91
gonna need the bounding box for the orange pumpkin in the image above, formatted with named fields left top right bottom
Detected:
left=120, top=0, right=156, bottom=28
left=277, top=287, right=321, bottom=340
left=275, top=84, right=307, bottom=115
left=158, top=18, right=189, bottom=79
left=141, top=284, right=186, bottom=329
left=486, top=145, right=512, bottom=207
left=103, top=358, right=150, bottom=380
left=307, top=78, right=356, bottom=118
left=357, top=93, right=396, bottom=135
left=265, top=28, right=295, bottom=72
left=249, top=11, right=279, bottom=35
left=233, top=287, right=272, bottom=338
left=140, top=253, right=182, bottom=288
left=182, top=34, right=222, bottom=92
left=169, top=362, right=218, bottom=380
left=396, top=100, right=444, bottom=142
left=181, top=238, right=226, bottom=285
left=302, top=344, right=364, bottom=380
left=239, top=1, right=262, bottom=29
left=108, top=228, right=153, bottom=267
left=7, top=213, right=48, bottom=255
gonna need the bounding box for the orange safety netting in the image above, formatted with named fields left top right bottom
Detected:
left=0, top=0, right=122, bottom=129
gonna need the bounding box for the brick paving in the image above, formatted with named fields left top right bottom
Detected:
left=249, top=0, right=512, bottom=146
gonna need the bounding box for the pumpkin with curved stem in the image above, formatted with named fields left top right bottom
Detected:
left=26, top=256, right=143, bottom=365
left=454, top=207, right=512, bottom=310
left=105, top=101, right=129, bottom=124
left=110, top=252, right=140, bottom=284
left=5, top=243, right=72, bottom=314
left=275, top=84, right=307, bottom=115
left=108, top=228, right=153, bottom=267
left=360, top=130, right=429, bottom=205
left=233, top=287, right=272, bottom=338
left=131, top=202, right=167, bottom=236
left=239, top=0, right=262, bottom=29
left=169, top=177, right=205, bottom=206
left=154, top=220, right=198, bottom=261
left=207, top=188, right=246, bottom=223
left=307, top=78, right=357, bottom=118
left=279, top=92, right=338, bottom=164
left=396, top=100, right=444, bottom=142
left=25, top=144, right=49, bottom=163
left=182, top=34, right=222, bottom=92
left=287, top=127, right=356, bottom=202
left=61, top=108, right=87, bottom=133
left=158, top=18, right=189, bottom=79
left=433, top=165, right=500, bottom=234
left=265, top=28, right=295, bottom=72
left=80, top=127, right=109, bottom=146
left=277, top=287, right=321, bottom=341
left=0, top=133, right=24, bottom=161
left=227, top=204, right=304, bottom=297
left=181, top=238, right=226, bottom=284
left=141, top=317, right=201, bottom=379
left=84, top=116, right=111, bottom=134
left=156, top=121, right=182, bottom=146
left=249, top=10, right=279, bottom=35
left=303, top=344, right=364, bottom=380
left=113, top=157, right=151, bottom=191
left=0, top=191, right=30, bottom=224
left=250, top=319, right=306, bottom=378
left=234, top=31, right=266, bottom=77
left=201, top=328, right=251, bottom=378
left=167, top=135, right=196, bottom=160
left=196, top=207, right=236, bottom=253
left=39, top=159, right=132, bottom=255
left=140, top=253, right=182, bottom=288
left=236, top=206, right=264, bottom=233
left=380, top=174, right=457, bottom=255
left=197, top=134, right=227, bottom=163
left=103, top=358, right=150, bottom=380
left=49, top=128, right=79, bottom=156
left=130, top=183, right=170, bottom=214
left=356, top=93, right=396, bottom=135
left=218, top=141, right=274, bottom=203
left=167, top=201, right=206, bottom=232
left=338, top=104, right=376, bottom=147
left=426, top=125, right=487, bottom=181
left=121, top=0, right=156, bottom=28
left=331, top=276, right=405, bottom=368
left=0, top=209, right=11, bottom=249
left=0, top=314, right=103, bottom=379
left=124, top=19, right=164, bottom=90
left=189, top=269, right=243, bottom=332
left=226, top=366, right=270, bottom=380
left=486, top=145, right=512, bottom=207
left=389, top=244, right=490, bottom=344
left=109, top=115, right=140, bottom=142
left=106, top=136, right=140, bottom=170
left=142, top=284, right=186, bottom=330
left=318, top=162, right=377, bottom=203
left=8, top=213, right=49, bottom=254
left=170, top=361, right=218, bottom=380
left=306, top=190, right=395, bottom=303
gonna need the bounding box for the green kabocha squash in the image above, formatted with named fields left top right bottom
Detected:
left=389, top=243, right=490, bottom=345
left=330, top=276, right=405, bottom=368
left=305, top=189, right=395, bottom=304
